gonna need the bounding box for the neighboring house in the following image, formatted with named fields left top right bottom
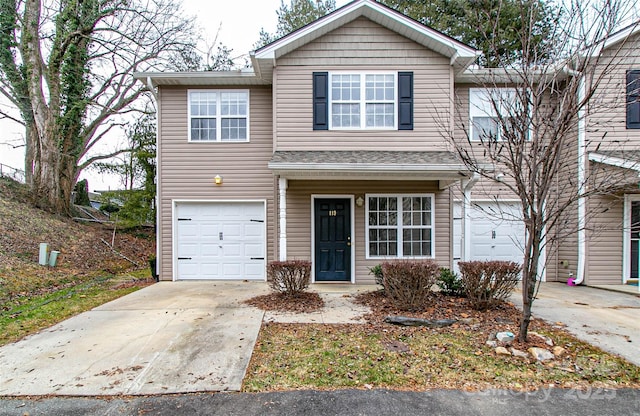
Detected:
left=134, top=0, right=638, bottom=286
left=557, top=23, right=640, bottom=286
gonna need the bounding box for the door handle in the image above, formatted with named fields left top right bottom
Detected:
left=347, top=236, right=351, bottom=246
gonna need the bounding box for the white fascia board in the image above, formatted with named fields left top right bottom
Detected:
left=588, top=152, right=640, bottom=172
left=132, top=70, right=267, bottom=86
left=589, top=21, right=640, bottom=57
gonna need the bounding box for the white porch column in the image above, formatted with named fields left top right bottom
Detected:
left=278, top=177, right=288, bottom=261
left=461, top=174, right=479, bottom=262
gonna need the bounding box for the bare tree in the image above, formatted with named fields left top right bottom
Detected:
left=444, top=0, right=638, bottom=341
left=0, top=0, right=199, bottom=214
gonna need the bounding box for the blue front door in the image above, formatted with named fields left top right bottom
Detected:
left=314, top=198, right=351, bottom=282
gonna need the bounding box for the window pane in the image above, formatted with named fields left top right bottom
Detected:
left=221, top=118, right=246, bottom=141
left=332, top=74, right=360, bottom=101
left=221, top=92, right=248, bottom=116
left=369, top=212, right=377, bottom=226
left=369, top=197, right=378, bottom=210
left=365, top=104, right=394, bottom=127
left=332, top=104, right=360, bottom=127
left=191, top=118, right=216, bottom=141
left=472, top=116, right=499, bottom=140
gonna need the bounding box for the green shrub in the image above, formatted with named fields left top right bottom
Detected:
left=458, top=260, right=521, bottom=310
left=368, top=264, right=384, bottom=287
left=381, top=260, right=440, bottom=311
left=267, top=260, right=312, bottom=296
left=437, top=268, right=464, bottom=297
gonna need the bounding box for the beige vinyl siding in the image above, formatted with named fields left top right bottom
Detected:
left=586, top=32, right=640, bottom=152
left=157, top=86, right=275, bottom=280
left=585, top=193, right=624, bottom=285
left=274, top=17, right=452, bottom=151
left=285, top=180, right=451, bottom=284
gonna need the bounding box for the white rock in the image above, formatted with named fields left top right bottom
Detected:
left=511, top=348, right=529, bottom=359
left=486, top=340, right=498, bottom=348
left=528, top=347, right=555, bottom=362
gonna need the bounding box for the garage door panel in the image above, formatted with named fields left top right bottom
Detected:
left=244, top=223, right=263, bottom=237
left=244, top=263, right=264, bottom=279
left=175, top=202, right=265, bottom=280
left=222, top=223, right=242, bottom=239
left=244, top=243, right=263, bottom=257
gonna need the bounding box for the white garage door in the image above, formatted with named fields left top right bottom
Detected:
left=454, top=201, right=524, bottom=266
left=468, top=202, right=524, bottom=262
left=175, top=202, right=265, bottom=280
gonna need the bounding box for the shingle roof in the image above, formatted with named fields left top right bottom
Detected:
left=269, top=150, right=463, bottom=167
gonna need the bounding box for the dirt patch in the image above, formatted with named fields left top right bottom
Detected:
left=245, top=292, right=325, bottom=313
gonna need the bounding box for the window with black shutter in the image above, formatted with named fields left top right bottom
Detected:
left=627, top=70, right=640, bottom=129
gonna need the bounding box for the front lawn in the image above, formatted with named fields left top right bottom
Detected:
left=243, top=291, right=640, bottom=392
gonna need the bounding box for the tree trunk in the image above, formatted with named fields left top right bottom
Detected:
left=519, top=221, right=542, bottom=343
left=29, top=118, right=77, bottom=215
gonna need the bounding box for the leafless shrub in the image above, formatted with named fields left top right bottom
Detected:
left=267, top=260, right=312, bottom=296
left=459, top=261, right=521, bottom=310
left=382, top=260, right=440, bottom=311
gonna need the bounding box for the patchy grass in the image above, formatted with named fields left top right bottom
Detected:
left=0, top=177, right=156, bottom=346
left=0, top=272, right=153, bottom=346
left=243, top=323, right=640, bottom=392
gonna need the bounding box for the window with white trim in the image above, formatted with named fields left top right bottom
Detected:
left=188, top=90, right=249, bottom=142
left=469, top=88, right=517, bottom=141
left=330, top=73, right=396, bottom=129
left=366, top=194, right=434, bottom=258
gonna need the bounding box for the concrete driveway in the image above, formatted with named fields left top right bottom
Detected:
left=510, top=282, right=640, bottom=366
left=0, top=282, right=270, bottom=396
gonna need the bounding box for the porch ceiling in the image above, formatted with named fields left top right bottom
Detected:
left=268, top=150, right=473, bottom=183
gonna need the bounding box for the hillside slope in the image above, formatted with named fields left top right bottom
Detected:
left=0, top=177, right=155, bottom=302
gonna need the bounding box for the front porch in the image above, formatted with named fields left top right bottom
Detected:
left=268, top=150, right=477, bottom=284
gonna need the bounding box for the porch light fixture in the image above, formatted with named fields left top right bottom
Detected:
left=356, top=196, right=364, bottom=207
left=214, top=175, right=223, bottom=185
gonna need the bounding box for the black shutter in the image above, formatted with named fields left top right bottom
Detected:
left=313, top=72, right=329, bottom=130
left=627, top=70, right=640, bottom=129
left=398, top=71, right=413, bottom=130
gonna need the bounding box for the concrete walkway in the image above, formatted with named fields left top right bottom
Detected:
left=0, top=282, right=270, bottom=396
left=510, top=282, right=640, bottom=366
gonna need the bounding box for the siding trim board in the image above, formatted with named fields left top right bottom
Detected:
left=623, top=194, right=640, bottom=284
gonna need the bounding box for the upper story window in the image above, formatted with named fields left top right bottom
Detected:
left=366, top=194, right=434, bottom=259
left=627, top=70, right=640, bottom=129
left=331, top=73, right=396, bottom=129
left=313, top=71, right=413, bottom=131
left=188, top=90, right=249, bottom=142
left=469, top=88, right=517, bottom=141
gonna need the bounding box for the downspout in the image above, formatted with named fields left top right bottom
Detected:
left=146, top=76, right=160, bottom=280
left=461, top=173, right=480, bottom=263
left=573, top=71, right=587, bottom=285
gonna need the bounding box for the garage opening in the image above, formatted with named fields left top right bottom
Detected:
left=174, top=201, right=266, bottom=280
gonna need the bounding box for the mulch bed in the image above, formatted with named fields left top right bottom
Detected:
left=245, top=291, right=325, bottom=313
left=354, top=289, right=561, bottom=351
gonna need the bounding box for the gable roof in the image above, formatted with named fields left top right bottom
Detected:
left=589, top=20, right=640, bottom=57
left=251, top=0, right=479, bottom=81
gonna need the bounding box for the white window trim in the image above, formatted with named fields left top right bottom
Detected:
left=187, top=89, right=250, bottom=143
left=365, top=193, right=435, bottom=259
left=469, top=87, right=524, bottom=142
left=623, top=194, right=640, bottom=284
left=329, top=71, right=398, bottom=130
